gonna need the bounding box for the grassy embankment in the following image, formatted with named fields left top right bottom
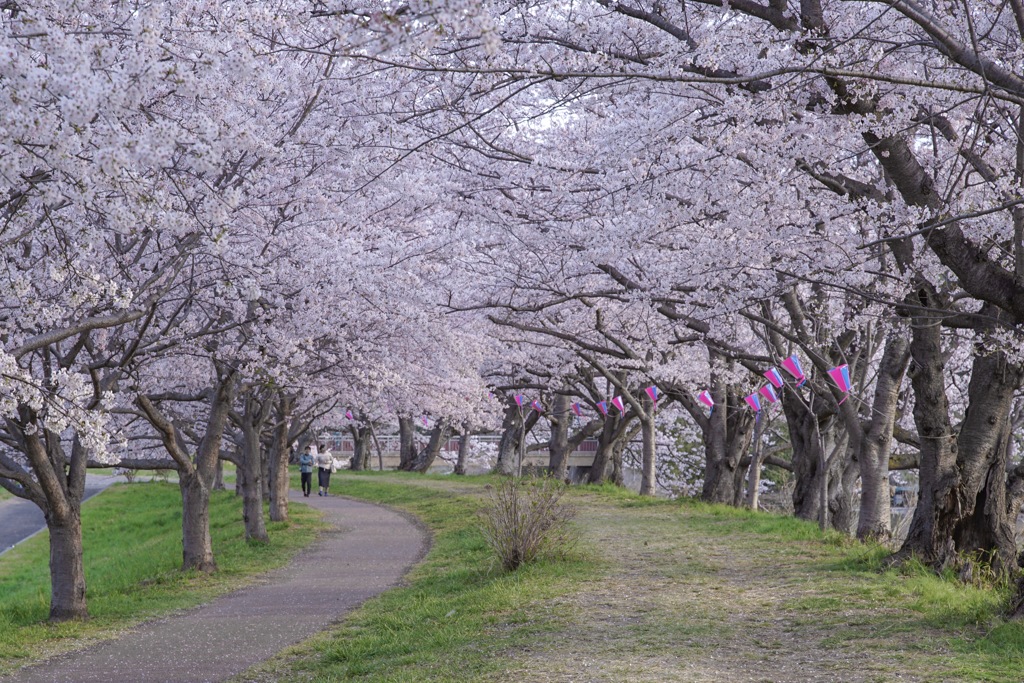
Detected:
left=243, top=472, right=1024, bottom=683
left=0, top=481, right=323, bottom=675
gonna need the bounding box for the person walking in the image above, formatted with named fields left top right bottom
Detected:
left=316, top=443, right=334, bottom=496
left=325, top=443, right=344, bottom=493
left=299, top=446, right=314, bottom=497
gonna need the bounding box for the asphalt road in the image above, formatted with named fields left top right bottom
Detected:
left=0, top=474, right=125, bottom=556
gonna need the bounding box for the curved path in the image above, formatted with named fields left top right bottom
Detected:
left=3, top=493, right=429, bottom=683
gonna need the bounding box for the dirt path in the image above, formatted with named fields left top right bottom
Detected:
left=491, top=497, right=964, bottom=683
left=2, top=493, right=429, bottom=683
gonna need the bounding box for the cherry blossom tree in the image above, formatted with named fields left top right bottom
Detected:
left=434, top=0, right=1023, bottom=576
left=0, top=0, right=315, bottom=618
left=329, top=2, right=1024, bottom=577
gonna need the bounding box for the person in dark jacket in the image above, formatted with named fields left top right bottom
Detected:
left=299, top=446, right=314, bottom=497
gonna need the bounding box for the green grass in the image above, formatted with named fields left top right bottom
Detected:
left=660, top=496, right=1024, bottom=680
left=0, top=480, right=324, bottom=674
left=84, top=468, right=120, bottom=476
left=248, top=472, right=601, bottom=682
left=682, top=502, right=1013, bottom=627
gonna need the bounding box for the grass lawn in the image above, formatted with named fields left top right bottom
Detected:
left=0, top=480, right=324, bottom=675
left=242, top=472, right=1024, bottom=683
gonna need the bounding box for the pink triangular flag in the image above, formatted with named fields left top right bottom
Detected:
left=827, top=364, right=851, bottom=392
left=764, top=367, right=784, bottom=388
left=781, top=354, right=805, bottom=381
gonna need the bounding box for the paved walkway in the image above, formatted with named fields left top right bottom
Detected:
left=2, top=492, right=429, bottom=683
left=0, top=474, right=125, bottom=556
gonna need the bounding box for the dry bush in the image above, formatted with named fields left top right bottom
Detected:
left=478, top=476, right=578, bottom=571
left=113, top=467, right=137, bottom=483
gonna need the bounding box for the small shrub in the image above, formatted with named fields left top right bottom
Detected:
left=478, top=476, right=577, bottom=572
left=113, top=467, right=137, bottom=483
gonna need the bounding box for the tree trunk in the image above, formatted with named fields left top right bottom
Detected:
left=745, top=412, right=766, bottom=509
left=368, top=423, right=385, bottom=471
left=350, top=424, right=371, bottom=471
left=548, top=394, right=571, bottom=479
left=894, top=321, right=950, bottom=565
left=46, top=508, right=87, bottom=621
left=349, top=427, right=365, bottom=470
left=769, top=289, right=858, bottom=523
left=180, top=370, right=236, bottom=571
left=135, top=372, right=234, bottom=573
left=667, top=374, right=752, bottom=506
left=398, top=416, right=418, bottom=471
left=953, top=434, right=1015, bottom=568
left=588, top=413, right=638, bottom=486
left=702, top=391, right=754, bottom=505
left=230, top=391, right=273, bottom=544
left=950, top=349, right=1022, bottom=572
left=17, top=427, right=91, bottom=621
left=783, top=398, right=835, bottom=521
left=495, top=403, right=539, bottom=475
left=814, top=415, right=852, bottom=533
left=214, top=458, right=226, bottom=491
left=827, top=438, right=856, bottom=535
left=495, top=403, right=521, bottom=475
left=639, top=396, right=656, bottom=496
left=1004, top=401, right=1024, bottom=522
left=588, top=416, right=618, bottom=484
left=269, top=395, right=294, bottom=523
left=240, top=420, right=269, bottom=544
left=180, top=470, right=217, bottom=572
left=407, top=421, right=452, bottom=473
left=610, top=435, right=627, bottom=487
left=856, top=333, right=910, bottom=540
left=455, top=428, right=472, bottom=475
left=260, top=439, right=271, bottom=503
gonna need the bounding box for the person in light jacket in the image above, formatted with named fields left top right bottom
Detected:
left=316, top=443, right=334, bottom=496
left=299, top=446, right=314, bottom=497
